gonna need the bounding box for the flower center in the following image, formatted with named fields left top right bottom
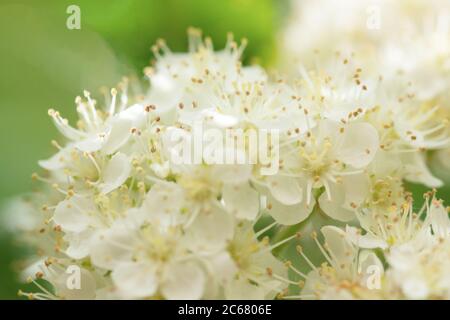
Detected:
left=178, top=175, right=219, bottom=202
left=228, top=230, right=262, bottom=271
left=370, top=176, right=403, bottom=209
left=299, top=137, right=334, bottom=184
left=138, top=226, right=178, bottom=263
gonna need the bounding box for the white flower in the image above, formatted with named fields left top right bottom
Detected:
left=281, top=0, right=450, bottom=191
left=351, top=193, right=447, bottom=250
left=433, top=147, right=450, bottom=173
left=365, top=104, right=445, bottom=188
left=392, top=102, right=450, bottom=150
left=160, top=128, right=261, bottom=222
left=45, top=87, right=140, bottom=155
left=260, top=119, right=378, bottom=224
left=145, top=29, right=265, bottom=117
left=39, top=147, right=132, bottom=194
left=386, top=200, right=450, bottom=299
left=362, top=151, right=405, bottom=211
left=205, top=221, right=290, bottom=300
left=292, top=226, right=385, bottom=300
left=90, top=216, right=207, bottom=300
left=386, top=237, right=450, bottom=299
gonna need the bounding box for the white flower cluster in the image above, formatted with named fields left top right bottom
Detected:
left=282, top=0, right=450, bottom=175
left=12, top=0, right=450, bottom=300
left=294, top=193, right=450, bottom=300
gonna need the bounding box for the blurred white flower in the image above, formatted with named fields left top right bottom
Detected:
left=292, top=226, right=385, bottom=300
left=386, top=197, right=450, bottom=299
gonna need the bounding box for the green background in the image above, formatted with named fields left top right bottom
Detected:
left=0, top=0, right=448, bottom=300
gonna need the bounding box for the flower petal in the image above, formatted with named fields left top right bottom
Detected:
left=161, top=261, right=206, bottom=300
left=222, top=183, right=259, bottom=220
left=90, top=227, right=134, bottom=270
left=100, top=153, right=131, bottom=194
left=321, top=225, right=355, bottom=268
left=266, top=175, right=303, bottom=205
left=318, top=186, right=355, bottom=222
left=185, top=205, right=234, bottom=251
left=64, top=230, right=95, bottom=259
left=142, top=182, right=186, bottom=226
left=401, top=151, right=443, bottom=188
left=102, top=117, right=133, bottom=154
left=38, top=145, right=73, bottom=171
left=75, top=135, right=104, bottom=153
left=212, top=163, right=252, bottom=184
left=336, top=122, right=379, bottom=168
left=266, top=194, right=314, bottom=225
left=342, top=174, right=369, bottom=207
left=53, top=197, right=96, bottom=233
left=345, top=226, right=388, bottom=249
left=112, top=261, right=158, bottom=299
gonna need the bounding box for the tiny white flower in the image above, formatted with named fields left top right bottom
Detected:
left=297, top=226, right=385, bottom=300
left=261, top=119, right=379, bottom=224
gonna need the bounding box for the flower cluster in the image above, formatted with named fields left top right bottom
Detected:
left=282, top=0, right=450, bottom=176
left=291, top=193, right=450, bottom=300
left=10, top=0, right=450, bottom=300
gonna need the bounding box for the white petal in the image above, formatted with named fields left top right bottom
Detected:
left=53, top=197, right=95, bottom=233
left=147, top=76, right=181, bottom=114
left=401, top=151, right=443, bottom=188
left=302, top=269, right=326, bottom=299
left=201, top=109, right=239, bottom=128
left=321, top=225, right=355, bottom=267
left=112, top=261, right=158, bottom=299
left=266, top=194, right=314, bottom=225
left=64, top=230, right=95, bottom=259
left=117, top=104, right=146, bottom=127
left=90, top=227, right=134, bottom=270
left=161, top=261, right=206, bottom=300
left=427, top=201, right=450, bottom=238
left=185, top=205, right=234, bottom=251
left=342, top=174, right=369, bottom=207
left=371, top=150, right=402, bottom=176
left=336, top=122, right=379, bottom=168
left=266, top=175, right=302, bottom=205
left=222, top=183, right=259, bottom=220
left=318, top=186, right=355, bottom=222
left=142, top=182, right=186, bottom=226
left=75, top=135, right=104, bottom=153
left=100, top=153, right=131, bottom=194
left=38, top=145, right=73, bottom=170
left=207, top=252, right=238, bottom=284
left=345, top=226, right=387, bottom=249
left=150, top=161, right=170, bottom=178
left=402, top=278, right=429, bottom=300
left=102, top=117, right=133, bottom=154
left=211, top=163, right=252, bottom=184
left=241, top=65, right=267, bottom=82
